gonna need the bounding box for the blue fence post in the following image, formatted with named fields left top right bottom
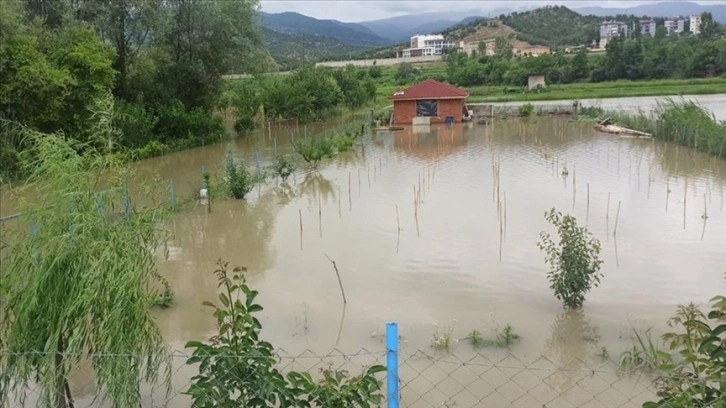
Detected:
left=169, top=178, right=176, bottom=208
left=386, top=322, right=399, bottom=408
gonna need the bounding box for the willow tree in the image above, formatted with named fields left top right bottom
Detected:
left=0, top=124, right=171, bottom=407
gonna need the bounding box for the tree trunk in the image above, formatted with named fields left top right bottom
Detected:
left=55, top=336, right=74, bottom=408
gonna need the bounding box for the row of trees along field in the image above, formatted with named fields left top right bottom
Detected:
left=221, top=65, right=377, bottom=132
left=0, top=0, right=376, bottom=181
left=445, top=17, right=726, bottom=87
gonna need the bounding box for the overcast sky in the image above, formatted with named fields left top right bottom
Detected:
left=259, top=0, right=714, bottom=22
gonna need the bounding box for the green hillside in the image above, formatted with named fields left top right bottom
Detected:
left=262, top=27, right=370, bottom=70
left=500, top=6, right=602, bottom=47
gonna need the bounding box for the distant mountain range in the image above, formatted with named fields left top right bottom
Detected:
left=259, top=2, right=726, bottom=69
left=574, top=2, right=726, bottom=23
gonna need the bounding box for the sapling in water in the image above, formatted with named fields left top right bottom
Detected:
left=538, top=208, right=603, bottom=309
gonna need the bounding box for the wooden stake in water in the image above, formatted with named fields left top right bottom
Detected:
left=666, top=176, right=671, bottom=212
left=325, top=254, right=347, bottom=304
left=586, top=183, right=590, bottom=224
left=396, top=204, right=401, bottom=233
left=358, top=168, right=361, bottom=197
left=606, top=192, right=611, bottom=239
left=348, top=172, right=352, bottom=212
left=704, top=193, right=708, bottom=220
left=613, top=200, right=621, bottom=236
left=299, top=209, right=303, bottom=250
left=338, top=187, right=342, bottom=218
left=367, top=164, right=371, bottom=187
left=413, top=184, right=417, bottom=214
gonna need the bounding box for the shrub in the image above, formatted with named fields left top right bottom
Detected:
left=537, top=208, right=603, bottom=309
left=293, top=137, right=336, bottom=168
left=113, top=100, right=158, bottom=148
left=154, top=100, right=224, bottom=144
left=331, top=132, right=357, bottom=152
left=272, top=154, right=296, bottom=181
left=368, top=66, right=382, bottom=79
left=185, top=260, right=385, bottom=407
left=642, top=299, right=726, bottom=407
left=224, top=151, right=255, bottom=199
left=518, top=103, right=535, bottom=117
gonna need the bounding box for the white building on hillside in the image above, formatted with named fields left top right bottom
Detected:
left=398, top=34, right=455, bottom=58
left=690, top=14, right=702, bottom=35
left=598, top=20, right=629, bottom=48
left=664, top=17, right=685, bottom=35
left=639, top=19, right=656, bottom=37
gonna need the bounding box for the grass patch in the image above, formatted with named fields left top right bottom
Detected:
left=466, top=324, right=521, bottom=348
left=607, top=99, right=726, bottom=158
left=619, top=328, right=672, bottom=373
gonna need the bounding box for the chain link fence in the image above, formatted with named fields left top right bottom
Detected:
left=1, top=344, right=690, bottom=408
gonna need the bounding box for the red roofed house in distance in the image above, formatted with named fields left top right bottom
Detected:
left=389, top=79, right=472, bottom=125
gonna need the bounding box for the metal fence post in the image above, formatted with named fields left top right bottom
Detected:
left=386, top=322, right=399, bottom=408
left=201, top=165, right=207, bottom=189
left=169, top=178, right=176, bottom=208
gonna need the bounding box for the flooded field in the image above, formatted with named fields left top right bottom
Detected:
left=3, top=114, right=726, bottom=407
left=498, top=93, right=726, bottom=120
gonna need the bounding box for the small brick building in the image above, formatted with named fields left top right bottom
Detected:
left=389, top=79, right=469, bottom=125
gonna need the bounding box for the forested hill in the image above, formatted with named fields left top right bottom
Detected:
left=443, top=6, right=602, bottom=48
left=259, top=12, right=390, bottom=47
left=501, top=6, right=602, bottom=47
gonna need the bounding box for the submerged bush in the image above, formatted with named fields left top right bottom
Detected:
left=537, top=208, right=603, bottom=309
left=293, top=137, right=336, bottom=168
left=272, top=154, right=296, bottom=181
left=518, top=103, right=535, bottom=117
left=224, top=152, right=256, bottom=199
left=185, top=260, right=385, bottom=407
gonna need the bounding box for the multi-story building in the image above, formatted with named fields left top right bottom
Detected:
left=639, top=19, right=656, bottom=37
left=664, top=17, right=685, bottom=35
left=398, top=35, right=455, bottom=58
left=690, top=14, right=702, bottom=35
left=598, top=20, right=629, bottom=48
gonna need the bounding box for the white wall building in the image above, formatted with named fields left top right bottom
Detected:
left=639, top=19, right=656, bottom=37
left=398, top=34, right=455, bottom=58
left=664, top=18, right=685, bottom=35
left=690, top=14, right=702, bottom=35
left=598, top=20, right=629, bottom=48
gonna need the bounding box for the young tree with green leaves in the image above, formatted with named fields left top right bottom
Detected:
left=0, top=116, right=171, bottom=407
left=537, top=208, right=603, bottom=309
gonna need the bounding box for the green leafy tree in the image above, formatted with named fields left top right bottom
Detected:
left=159, top=0, right=265, bottom=109
left=568, top=48, right=590, bottom=82
left=185, top=260, right=385, bottom=408
left=0, top=123, right=171, bottom=407
left=494, top=36, right=514, bottom=60
left=394, top=62, right=418, bottom=85
left=642, top=294, right=726, bottom=407
left=537, top=208, right=603, bottom=309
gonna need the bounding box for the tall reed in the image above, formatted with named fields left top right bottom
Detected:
left=609, top=100, right=726, bottom=158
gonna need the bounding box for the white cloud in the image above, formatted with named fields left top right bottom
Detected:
left=259, top=0, right=711, bottom=22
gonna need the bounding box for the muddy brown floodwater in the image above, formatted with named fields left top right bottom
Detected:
left=3, top=115, right=726, bottom=407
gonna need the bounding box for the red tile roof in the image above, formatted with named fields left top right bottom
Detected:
left=389, top=79, right=469, bottom=101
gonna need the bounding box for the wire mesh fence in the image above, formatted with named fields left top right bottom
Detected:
left=1, top=346, right=686, bottom=408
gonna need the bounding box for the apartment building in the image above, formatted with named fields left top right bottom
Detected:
left=398, top=34, right=456, bottom=58
left=690, top=14, right=702, bottom=35
left=639, top=19, right=656, bottom=37
left=598, top=20, right=629, bottom=48
left=664, top=17, right=685, bottom=35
